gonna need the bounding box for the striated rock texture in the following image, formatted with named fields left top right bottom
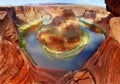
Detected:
left=105, top=0, right=120, bottom=16
left=57, top=17, right=120, bottom=84
left=14, top=6, right=41, bottom=26
left=0, top=11, right=67, bottom=84
left=14, top=5, right=109, bottom=26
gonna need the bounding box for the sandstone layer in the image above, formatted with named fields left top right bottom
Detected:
left=57, top=17, right=120, bottom=84
left=0, top=10, right=67, bottom=84
left=0, top=3, right=120, bottom=84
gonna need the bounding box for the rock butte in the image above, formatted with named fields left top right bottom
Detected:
left=37, top=8, right=81, bottom=51
left=0, top=0, right=120, bottom=83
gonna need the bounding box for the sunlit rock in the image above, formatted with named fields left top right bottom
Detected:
left=109, top=17, right=120, bottom=43
left=0, top=10, right=66, bottom=84
left=37, top=9, right=82, bottom=51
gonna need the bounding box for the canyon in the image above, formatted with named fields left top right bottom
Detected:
left=0, top=1, right=120, bottom=84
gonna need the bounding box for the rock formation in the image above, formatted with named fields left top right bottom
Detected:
left=14, top=6, right=44, bottom=25
left=105, top=0, right=120, bottom=16
left=82, top=10, right=96, bottom=19
left=0, top=7, right=17, bottom=22
left=57, top=1, right=120, bottom=83
left=0, top=10, right=67, bottom=84
left=57, top=17, right=120, bottom=84
left=37, top=8, right=81, bottom=51
left=58, top=2, right=120, bottom=83
left=97, top=14, right=114, bottom=35
left=0, top=2, right=120, bottom=83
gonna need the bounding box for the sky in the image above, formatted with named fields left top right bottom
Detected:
left=0, top=0, right=106, bottom=7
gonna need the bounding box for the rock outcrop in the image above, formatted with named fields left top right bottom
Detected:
left=82, top=10, right=96, bottom=20
left=109, top=17, right=120, bottom=43
left=105, top=0, right=120, bottom=16
left=0, top=7, right=17, bottom=22
left=37, top=8, right=81, bottom=51
left=0, top=11, right=7, bottom=20
left=97, top=14, right=114, bottom=34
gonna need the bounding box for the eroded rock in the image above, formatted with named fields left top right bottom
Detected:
left=109, top=17, right=120, bottom=43
left=57, top=16, right=120, bottom=84
left=82, top=10, right=96, bottom=20
left=97, top=14, right=114, bottom=34
left=105, top=0, right=120, bottom=16
left=0, top=11, right=7, bottom=20
left=1, top=3, right=120, bottom=84
left=0, top=10, right=67, bottom=84
left=0, top=7, right=17, bottom=22
left=57, top=37, right=120, bottom=84
left=37, top=9, right=81, bottom=51
left=80, top=36, right=120, bottom=84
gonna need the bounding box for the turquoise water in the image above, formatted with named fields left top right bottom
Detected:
left=25, top=25, right=105, bottom=71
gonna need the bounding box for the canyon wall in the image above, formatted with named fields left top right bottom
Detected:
left=0, top=10, right=67, bottom=84
left=14, top=5, right=108, bottom=25
left=57, top=17, right=120, bottom=84
left=0, top=1, right=120, bottom=83
left=57, top=1, right=120, bottom=83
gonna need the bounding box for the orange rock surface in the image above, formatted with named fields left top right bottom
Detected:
left=0, top=3, right=120, bottom=83
left=57, top=17, right=120, bottom=84
left=0, top=11, right=66, bottom=84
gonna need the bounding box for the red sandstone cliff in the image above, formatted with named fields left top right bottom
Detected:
left=0, top=10, right=67, bottom=84
left=0, top=1, right=120, bottom=84
left=57, top=17, right=120, bottom=84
